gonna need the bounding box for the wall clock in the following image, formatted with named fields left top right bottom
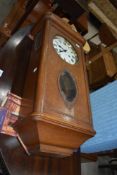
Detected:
left=14, top=12, right=95, bottom=156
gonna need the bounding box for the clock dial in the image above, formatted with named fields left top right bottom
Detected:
left=53, top=36, right=78, bottom=65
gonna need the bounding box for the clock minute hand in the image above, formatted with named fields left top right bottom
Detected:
left=58, top=45, right=67, bottom=52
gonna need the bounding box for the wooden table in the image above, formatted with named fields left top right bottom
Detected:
left=0, top=134, right=81, bottom=175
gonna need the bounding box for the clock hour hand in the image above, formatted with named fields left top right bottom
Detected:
left=59, top=49, right=67, bottom=52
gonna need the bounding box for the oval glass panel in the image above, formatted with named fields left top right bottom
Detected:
left=59, top=70, right=77, bottom=103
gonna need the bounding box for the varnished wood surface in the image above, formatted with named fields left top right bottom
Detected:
left=0, top=134, right=81, bottom=175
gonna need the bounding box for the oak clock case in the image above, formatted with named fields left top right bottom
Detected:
left=14, top=13, right=95, bottom=156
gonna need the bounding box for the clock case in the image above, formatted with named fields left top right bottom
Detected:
left=14, top=12, right=95, bottom=156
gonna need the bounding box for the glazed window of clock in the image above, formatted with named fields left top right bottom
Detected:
left=59, top=70, right=77, bottom=103
left=53, top=35, right=79, bottom=65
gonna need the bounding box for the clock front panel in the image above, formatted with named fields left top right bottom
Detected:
left=34, top=23, right=92, bottom=129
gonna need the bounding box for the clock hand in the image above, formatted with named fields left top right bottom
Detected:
left=58, top=45, right=63, bottom=49
left=58, top=45, right=67, bottom=52
left=59, top=49, right=67, bottom=52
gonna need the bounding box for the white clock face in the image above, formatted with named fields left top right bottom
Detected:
left=53, top=36, right=78, bottom=65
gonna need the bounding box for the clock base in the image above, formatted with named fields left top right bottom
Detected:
left=14, top=113, right=94, bottom=157
left=40, top=144, right=73, bottom=157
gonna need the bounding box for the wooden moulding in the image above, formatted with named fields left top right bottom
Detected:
left=15, top=114, right=94, bottom=157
